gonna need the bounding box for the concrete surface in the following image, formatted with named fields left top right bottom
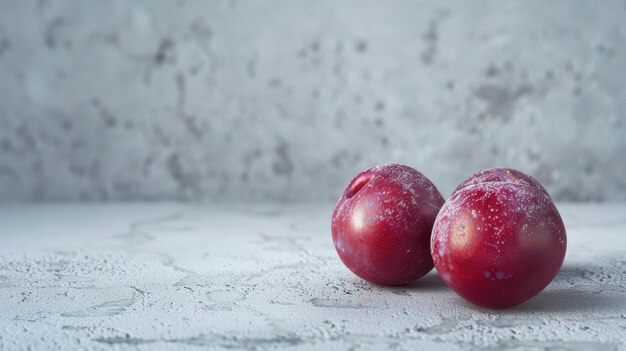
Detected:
left=0, top=203, right=625, bottom=350
left=1, top=1, right=626, bottom=202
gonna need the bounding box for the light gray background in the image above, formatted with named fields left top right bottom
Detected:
left=0, top=0, right=625, bottom=202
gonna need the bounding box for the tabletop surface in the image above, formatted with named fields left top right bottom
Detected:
left=0, top=203, right=625, bottom=350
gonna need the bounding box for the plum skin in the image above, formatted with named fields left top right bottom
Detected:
left=454, top=167, right=549, bottom=198
left=431, top=182, right=567, bottom=308
left=331, top=164, right=444, bottom=286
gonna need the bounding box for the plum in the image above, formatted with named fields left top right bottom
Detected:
left=332, top=164, right=444, bottom=286
left=431, top=181, right=566, bottom=308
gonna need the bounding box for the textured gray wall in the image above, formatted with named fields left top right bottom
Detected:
left=0, top=0, right=625, bottom=202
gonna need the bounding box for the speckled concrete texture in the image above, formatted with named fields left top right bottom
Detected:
left=0, top=203, right=625, bottom=350
left=0, top=1, right=625, bottom=202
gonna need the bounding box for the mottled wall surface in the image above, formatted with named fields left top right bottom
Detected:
left=0, top=1, right=625, bottom=202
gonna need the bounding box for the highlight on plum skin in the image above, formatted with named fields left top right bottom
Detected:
left=453, top=167, right=550, bottom=198
left=331, top=164, right=445, bottom=286
left=431, top=181, right=567, bottom=309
